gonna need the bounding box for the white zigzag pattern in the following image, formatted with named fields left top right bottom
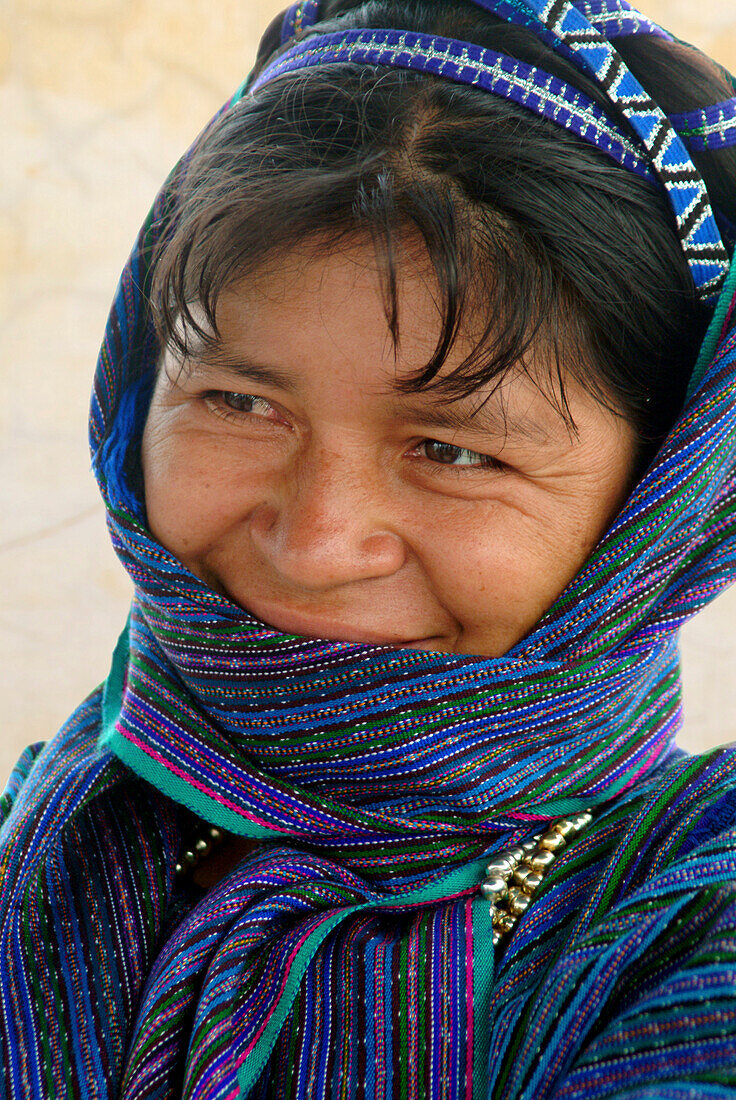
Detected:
left=533, top=0, right=729, bottom=297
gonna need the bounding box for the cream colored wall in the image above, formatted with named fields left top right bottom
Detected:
left=3, top=0, right=736, bottom=782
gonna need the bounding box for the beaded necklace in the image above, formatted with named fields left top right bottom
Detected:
left=480, top=809, right=592, bottom=946
left=174, top=823, right=226, bottom=879
left=175, top=810, right=592, bottom=947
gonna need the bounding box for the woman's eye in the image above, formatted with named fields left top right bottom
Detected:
left=420, top=439, right=503, bottom=470
left=205, top=391, right=278, bottom=420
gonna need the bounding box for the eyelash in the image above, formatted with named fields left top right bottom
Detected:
left=204, top=391, right=281, bottom=423
left=203, top=391, right=506, bottom=473
left=414, top=440, right=506, bottom=473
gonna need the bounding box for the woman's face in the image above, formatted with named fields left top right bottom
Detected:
left=142, top=240, right=638, bottom=656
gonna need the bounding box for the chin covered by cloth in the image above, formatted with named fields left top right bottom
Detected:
left=4, top=1, right=736, bottom=1096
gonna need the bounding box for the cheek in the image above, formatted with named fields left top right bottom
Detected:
left=418, top=489, right=621, bottom=654
left=141, top=417, right=230, bottom=558
left=418, top=507, right=553, bottom=620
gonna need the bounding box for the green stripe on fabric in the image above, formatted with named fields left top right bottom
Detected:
left=102, top=730, right=277, bottom=841
left=688, top=258, right=736, bottom=398
left=472, top=895, right=495, bottom=1100
left=237, top=860, right=490, bottom=1096
left=591, top=758, right=710, bottom=921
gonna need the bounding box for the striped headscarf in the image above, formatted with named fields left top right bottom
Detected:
left=3, top=1, right=736, bottom=1096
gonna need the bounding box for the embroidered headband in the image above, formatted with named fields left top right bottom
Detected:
left=252, top=29, right=658, bottom=185
left=268, top=0, right=735, bottom=303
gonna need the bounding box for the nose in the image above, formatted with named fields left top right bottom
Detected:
left=248, top=446, right=407, bottom=591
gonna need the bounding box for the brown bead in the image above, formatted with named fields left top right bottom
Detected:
left=521, top=872, right=543, bottom=895
left=507, top=887, right=531, bottom=916
left=504, top=845, right=526, bottom=865
left=485, top=857, right=514, bottom=877
left=494, top=911, right=517, bottom=934
left=513, top=865, right=533, bottom=887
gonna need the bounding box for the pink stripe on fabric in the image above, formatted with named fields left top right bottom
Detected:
left=234, top=912, right=339, bottom=1065
left=118, top=726, right=289, bottom=833
left=618, top=737, right=670, bottom=794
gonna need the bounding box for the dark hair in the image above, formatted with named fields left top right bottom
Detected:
left=149, top=0, right=736, bottom=457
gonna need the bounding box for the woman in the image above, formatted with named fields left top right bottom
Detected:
left=3, top=0, right=736, bottom=1095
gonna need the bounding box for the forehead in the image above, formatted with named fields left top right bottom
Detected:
left=166, top=236, right=599, bottom=443
left=171, top=239, right=450, bottom=390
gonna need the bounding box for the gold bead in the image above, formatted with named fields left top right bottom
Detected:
left=209, top=826, right=224, bottom=844
left=507, top=887, right=530, bottom=916
left=174, top=861, right=184, bottom=877
left=529, top=848, right=555, bottom=873
left=182, top=848, right=197, bottom=867
left=538, top=830, right=565, bottom=852
left=481, top=876, right=509, bottom=902
left=486, top=812, right=594, bottom=949
left=485, top=857, right=514, bottom=877
left=493, top=911, right=516, bottom=934
left=195, top=837, right=212, bottom=858
left=521, top=871, right=543, bottom=895
left=504, top=845, right=526, bottom=865
left=552, top=819, right=577, bottom=839
left=513, top=865, right=533, bottom=887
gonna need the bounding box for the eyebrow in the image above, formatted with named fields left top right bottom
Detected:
left=390, top=397, right=551, bottom=442
left=178, top=343, right=297, bottom=392
left=179, top=341, right=550, bottom=442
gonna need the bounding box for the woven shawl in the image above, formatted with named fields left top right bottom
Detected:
left=3, top=1, right=736, bottom=1096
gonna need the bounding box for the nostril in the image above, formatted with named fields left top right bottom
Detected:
left=248, top=503, right=406, bottom=589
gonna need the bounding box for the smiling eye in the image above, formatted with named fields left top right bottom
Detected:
left=221, top=392, right=272, bottom=414
left=421, top=440, right=503, bottom=470
left=204, top=391, right=280, bottom=422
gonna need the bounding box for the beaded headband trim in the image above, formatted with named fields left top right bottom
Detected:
left=280, top=0, right=670, bottom=45
left=252, top=28, right=657, bottom=184
left=671, top=99, right=736, bottom=153
left=489, top=2, right=736, bottom=154
left=272, top=0, right=732, bottom=302
left=563, top=0, right=672, bottom=39
left=281, top=0, right=321, bottom=42
left=526, top=0, right=729, bottom=300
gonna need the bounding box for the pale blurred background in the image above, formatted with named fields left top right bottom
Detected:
left=3, top=0, right=736, bottom=783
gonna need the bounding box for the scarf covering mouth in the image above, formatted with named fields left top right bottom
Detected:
left=2, top=1, right=736, bottom=1097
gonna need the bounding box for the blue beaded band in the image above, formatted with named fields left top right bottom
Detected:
left=671, top=99, right=736, bottom=153
left=270, top=0, right=730, bottom=302
left=281, top=0, right=321, bottom=44
left=280, top=0, right=672, bottom=45
left=252, top=28, right=657, bottom=184
left=524, top=0, right=729, bottom=301
left=567, top=0, right=672, bottom=40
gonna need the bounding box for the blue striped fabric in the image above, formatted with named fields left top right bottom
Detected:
left=2, top=1, right=736, bottom=1096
